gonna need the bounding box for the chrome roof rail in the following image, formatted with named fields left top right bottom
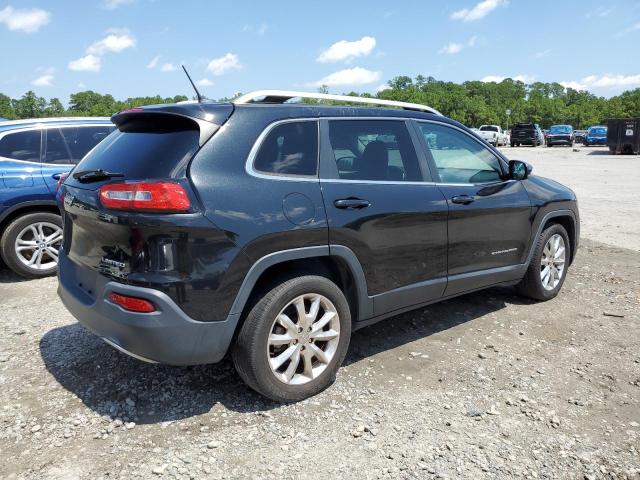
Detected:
left=233, top=90, right=442, bottom=116
left=0, top=116, right=111, bottom=125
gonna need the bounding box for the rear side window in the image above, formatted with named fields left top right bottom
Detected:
left=0, top=130, right=41, bottom=162
left=73, top=117, right=200, bottom=179
left=253, top=121, right=318, bottom=176
left=327, top=120, right=421, bottom=182
left=44, top=126, right=114, bottom=164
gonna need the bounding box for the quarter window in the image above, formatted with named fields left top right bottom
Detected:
left=417, top=123, right=503, bottom=184
left=327, top=120, right=421, bottom=181
left=253, top=121, right=318, bottom=176
left=0, top=130, right=41, bottom=162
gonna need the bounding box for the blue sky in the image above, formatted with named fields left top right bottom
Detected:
left=1, top=0, right=640, bottom=102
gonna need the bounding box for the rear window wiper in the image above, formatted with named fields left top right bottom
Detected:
left=72, top=169, right=125, bottom=183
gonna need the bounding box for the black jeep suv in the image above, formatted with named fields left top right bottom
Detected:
left=57, top=91, right=579, bottom=402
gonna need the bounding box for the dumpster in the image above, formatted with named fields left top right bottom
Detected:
left=607, top=118, right=640, bottom=154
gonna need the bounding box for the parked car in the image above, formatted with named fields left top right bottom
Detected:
left=0, top=117, right=114, bottom=278
left=510, top=122, right=545, bottom=147
left=584, top=126, right=607, bottom=146
left=607, top=118, right=639, bottom=154
left=57, top=91, right=579, bottom=402
left=546, top=125, right=574, bottom=147
left=477, top=125, right=508, bottom=146
left=574, top=130, right=587, bottom=144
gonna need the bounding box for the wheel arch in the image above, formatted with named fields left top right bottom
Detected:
left=230, top=246, right=371, bottom=330
left=0, top=201, right=60, bottom=235
left=529, top=210, right=578, bottom=266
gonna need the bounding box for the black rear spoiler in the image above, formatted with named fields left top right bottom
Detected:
left=111, top=102, right=234, bottom=146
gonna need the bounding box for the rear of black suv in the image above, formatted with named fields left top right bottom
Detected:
left=57, top=103, right=246, bottom=365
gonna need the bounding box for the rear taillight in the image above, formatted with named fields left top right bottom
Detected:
left=57, top=173, right=69, bottom=190
left=99, top=181, right=191, bottom=212
left=109, top=292, right=156, bottom=313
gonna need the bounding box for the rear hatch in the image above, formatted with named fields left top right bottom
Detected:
left=512, top=123, right=536, bottom=139
left=60, top=103, right=232, bottom=281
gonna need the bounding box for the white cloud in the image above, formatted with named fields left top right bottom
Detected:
left=87, top=33, right=136, bottom=55
left=68, top=54, right=102, bottom=72
left=561, top=74, right=640, bottom=91
left=160, top=63, right=176, bottom=72
left=317, top=36, right=376, bottom=63
left=32, top=74, right=54, bottom=87
left=0, top=5, right=51, bottom=33
left=535, top=49, right=551, bottom=58
left=376, top=84, right=390, bottom=92
left=242, top=23, right=268, bottom=35
left=309, top=67, right=381, bottom=87
left=196, top=78, right=213, bottom=87
left=439, top=36, right=478, bottom=54
left=206, top=53, right=242, bottom=76
left=451, top=0, right=508, bottom=22
left=146, top=55, right=161, bottom=69
left=481, top=74, right=534, bottom=83
left=103, top=0, right=134, bottom=9
left=78, top=83, right=87, bottom=89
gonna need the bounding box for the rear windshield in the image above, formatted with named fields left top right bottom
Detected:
left=72, top=117, right=200, bottom=179
left=479, top=126, right=498, bottom=132
left=589, top=127, right=606, bottom=135
left=513, top=123, right=534, bottom=130
left=549, top=125, right=572, bottom=134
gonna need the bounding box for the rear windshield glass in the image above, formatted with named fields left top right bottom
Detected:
left=513, top=123, right=534, bottom=130
left=549, top=125, right=572, bottom=134
left=479, top=126, right=498, bottom=132
left=72, top=117, right=200, bottom=179
left=589, top=127, right=606, bottom=135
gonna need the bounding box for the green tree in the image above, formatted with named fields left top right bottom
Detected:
left=12, top=91, right=47, bottom=118
left=45, top=98, right=65, bottom=116
left=0, top=93, right=14, bottom=119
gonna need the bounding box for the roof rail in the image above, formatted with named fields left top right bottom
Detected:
left=233, top=90, right=442, bottom=116
left=0, top=116, right=111, bottom=125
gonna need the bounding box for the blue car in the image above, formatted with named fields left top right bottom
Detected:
left=0, top=117, right=114, bottom=278
left=584, top=126, right=607, bottom=146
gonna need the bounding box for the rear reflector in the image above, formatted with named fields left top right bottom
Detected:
left=99, top=181, right=190, bottom=212
left=109, top=292, right=156, bottom=313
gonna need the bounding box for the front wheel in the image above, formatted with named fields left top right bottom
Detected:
left=233, top=275, right=352, bottom=402
left=0, top=212, right=63, bottom=279
left=517, top=223, right=570, bottom=301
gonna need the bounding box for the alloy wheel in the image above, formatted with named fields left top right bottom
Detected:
left=14, top=221, right=62, bottom=271
left=267, top=293, right=340, bottom=385
left=540, top=233, right=566, bottom=291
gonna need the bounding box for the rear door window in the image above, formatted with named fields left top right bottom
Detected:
left=44, top=126, right=114, bottom=164
left=253, top=121, right=318, bottom=177
left=326, top=120, right=422, bottom=182
left=0, top=130, right=41, bottom=162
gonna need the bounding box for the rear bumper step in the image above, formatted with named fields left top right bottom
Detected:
left=57, top=251, right=239, bottom=365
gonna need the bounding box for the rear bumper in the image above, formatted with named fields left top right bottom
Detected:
left=57, top=251, right=239, bottom=365
left=585, top=138, right=607, bottom=145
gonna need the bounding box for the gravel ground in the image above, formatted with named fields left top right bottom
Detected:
left=1, top=147, right=639, bottom=480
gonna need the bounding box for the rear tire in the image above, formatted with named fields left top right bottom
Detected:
left=232, top=275, right=352, bottom=402
left=517, top=223, right=570, bottom=301
left=0, top=212, right=62, bottom=279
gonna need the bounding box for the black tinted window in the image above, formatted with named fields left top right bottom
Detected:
left=0, top=130, right=41, bottom=162
left=72, top=118, right=199, bottom=179
left=327, top=120, right=421, bottom=181
left=253, top=121, right=318, bottom=176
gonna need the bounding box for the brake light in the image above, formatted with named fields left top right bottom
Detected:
left=99, top=181, right=191, bottom=212
left=57, top=173, right=69, bottom=190
left=109, top=292, right=156, bottom=313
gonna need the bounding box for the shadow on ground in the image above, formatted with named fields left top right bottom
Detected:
left=0, top=265, right=30, bottom=284
left=40, top=286, right=529, bottom=424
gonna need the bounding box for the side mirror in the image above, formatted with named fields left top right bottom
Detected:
left=509, top=160, right=531, bottom=180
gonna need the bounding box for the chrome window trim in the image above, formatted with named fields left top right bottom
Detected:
left=245, top=116, right=506, bottom=187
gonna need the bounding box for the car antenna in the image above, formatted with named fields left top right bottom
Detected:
left=181, top=65, right=203, bottom=103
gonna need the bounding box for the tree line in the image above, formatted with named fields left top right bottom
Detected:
left=1, top=76, right=639, bottom=129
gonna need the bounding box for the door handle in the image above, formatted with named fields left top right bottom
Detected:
left=334, top=198, right=371, bottom=209
left=51, top=173, right=64, bottom=180
left=451, top=195, right=475, bottom=205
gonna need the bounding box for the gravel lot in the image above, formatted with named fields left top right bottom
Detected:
left=1, top=146, right=639, bottom=479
